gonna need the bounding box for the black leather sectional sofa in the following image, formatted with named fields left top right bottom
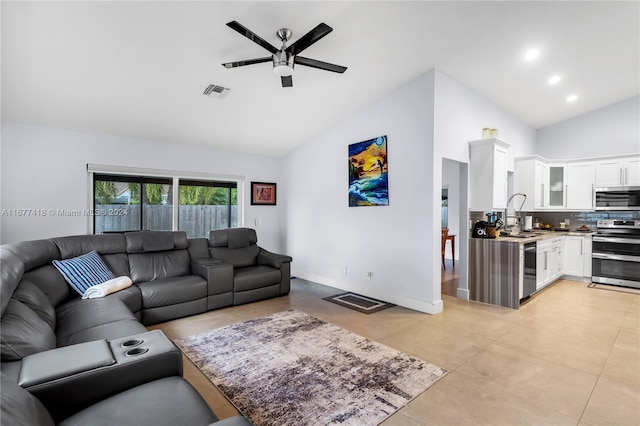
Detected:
left=0, top=228, right=292, bottom=425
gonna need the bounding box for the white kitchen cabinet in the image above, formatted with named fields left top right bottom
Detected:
left=596, top=158, right=624, bottom=187
left=626, top=157, right=640, bottom=186
left=469, top=138, right=510, bottom=211
left=596, top=156, right=640, bottom=187
left=582, top=235, right=592, bottom=278
left=536, top=249, right=548, bottom=289
left=563, top=235, right=592, bottom=279
left=566, top=162, right=595, bottom=209
left=516, top=154, right=639, bottom=211
left=516, top=159, right=592, bottom=210
left=515, top=157, right=547, bottom=210
left=536, top=237, right=564, bottom=289
left=550, top=237, right=563, bottom=282
left=547, top=165, right=566, bottom=208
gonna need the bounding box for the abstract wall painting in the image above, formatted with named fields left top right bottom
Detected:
left=348, top=135, right=388, bottom=207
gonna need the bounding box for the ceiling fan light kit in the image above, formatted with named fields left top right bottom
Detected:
left=222, top=20, right=347, bottom=87
left=272, top=49, right=294, bottom=77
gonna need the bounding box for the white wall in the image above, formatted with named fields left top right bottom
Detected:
left=432, top=70, right=537, bottom=299
left=283, top=71, right=440, bottom=314
left=282, top=68, right=538, bottom=314
left=0, top=121, right=284, bottom=251
left=433, top=70, right=538, bottom=169
left=536, top=96, right=640, bottom=159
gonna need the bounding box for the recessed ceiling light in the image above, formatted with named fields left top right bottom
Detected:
left=524, top=49, right=540, bottom=61
left=548, top=75, right=562, bottom=85
left=566, top=94, right=578, bottom=102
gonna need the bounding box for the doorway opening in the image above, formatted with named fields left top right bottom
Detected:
left=441, top=158, right=469, bottom=299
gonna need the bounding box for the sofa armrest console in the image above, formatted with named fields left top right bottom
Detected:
left=18, top=339, right=115, bottom=388
left=191, top=258, right=234, bottom=295
left=21, top=330, right=182, bottom=422
left=257, top=248, right=293, bottom=269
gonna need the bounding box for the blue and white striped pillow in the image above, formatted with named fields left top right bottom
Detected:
left=53, top=250, right=116, bottom=296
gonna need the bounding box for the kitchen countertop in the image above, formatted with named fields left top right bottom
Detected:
left=474, top=230, right=596, bottom=244
left=468, top=229, right=596, bottom=309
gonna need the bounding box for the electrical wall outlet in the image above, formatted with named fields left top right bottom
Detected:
left=343, top=266, right=348, bottom=275
left=565, top=218, right=571, bottom=225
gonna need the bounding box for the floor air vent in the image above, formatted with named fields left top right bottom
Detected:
left=203, top=84, right=230, bottom=99
left=323, top=292, right=395, bottom=314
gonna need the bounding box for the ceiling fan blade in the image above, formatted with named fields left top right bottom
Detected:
left=286, top=23, right=332, bottom=56
left=296, top=56, right=347, bottom=73
left=281, top=75, right=293, bottom=88
left=222, top=57, right=272, bottom=69
left=226, top=21, right=279, bottom=54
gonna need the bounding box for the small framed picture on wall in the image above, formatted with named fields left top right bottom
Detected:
left=251, top=182, right=277, bottom=205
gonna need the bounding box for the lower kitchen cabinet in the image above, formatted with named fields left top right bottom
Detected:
left=536, top=249, right=548, bottom=289
left=536, top=237, right=564, bottom=290
left=563, top=235, right=592, bottom=279
left=469, top=233, right=594, bottom=310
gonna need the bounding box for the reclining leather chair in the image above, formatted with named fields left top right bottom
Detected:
left=1, top=373, right=252, bottom=426
left=208, top=228, right=292, bottom=306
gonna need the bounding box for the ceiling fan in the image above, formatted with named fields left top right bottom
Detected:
left=222, top=21, right=347, bottom=87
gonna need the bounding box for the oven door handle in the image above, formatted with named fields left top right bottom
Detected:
left=592, top=252, right=640, bottom=262
left=593, top=236, right=640, bottom=244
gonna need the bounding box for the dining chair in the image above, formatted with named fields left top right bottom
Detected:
left=441, top=228, right=449, bottom=270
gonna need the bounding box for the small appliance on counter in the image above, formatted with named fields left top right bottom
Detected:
left=472, top=212, right=503, bottom=238
left=524, top=216, right=533, bottom=231
left=472, top=221, right=490, bottom=238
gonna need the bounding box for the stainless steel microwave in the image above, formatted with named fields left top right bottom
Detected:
left=595, top=187, right=640, bottom=210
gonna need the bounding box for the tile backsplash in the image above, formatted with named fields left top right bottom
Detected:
left=469, top=210, right=639, bottom=231
left=523, top=211, right=639, bottom=230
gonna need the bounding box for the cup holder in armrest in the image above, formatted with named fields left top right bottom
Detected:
left=125, top=347, right=149, bottom=357
left=120, top=338, right=144, bottom=348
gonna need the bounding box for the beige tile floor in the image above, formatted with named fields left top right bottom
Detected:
left=151, top=278, right=640, bottom=425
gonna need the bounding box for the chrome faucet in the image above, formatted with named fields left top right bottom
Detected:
left=505, top=193, right=527, bottom=233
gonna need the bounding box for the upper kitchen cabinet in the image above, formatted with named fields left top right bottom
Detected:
left=515, top=158, right=595, bottom=211
left=469, top=138, right=510, bottom=211
left=547, top=164, right=566, bottom=208
left=566, top=161, right=596, bottom=209
left=596, top=156, right=640, bottom=187
left=515, top=157, right=547, bottom=210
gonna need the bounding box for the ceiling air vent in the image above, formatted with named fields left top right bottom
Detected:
left=203, top=84, right=230, bottom=99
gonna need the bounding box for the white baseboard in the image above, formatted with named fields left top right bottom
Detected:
left=456, top=288, right=470, bottom=300
left=561, top=275, right=592, bottom=283
left=294, top=273, right=443, bottom=315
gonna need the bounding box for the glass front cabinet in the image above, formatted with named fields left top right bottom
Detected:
left=547, top=165, right=566, bottom=208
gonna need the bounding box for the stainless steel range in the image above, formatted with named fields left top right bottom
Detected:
left=592, top=219, right=640, bottom=289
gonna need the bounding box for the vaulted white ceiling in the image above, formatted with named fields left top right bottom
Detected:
left=2, top=1, right=638, bottom=157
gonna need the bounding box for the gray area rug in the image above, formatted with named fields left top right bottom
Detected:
left=175, top=309, right=447, bottom=426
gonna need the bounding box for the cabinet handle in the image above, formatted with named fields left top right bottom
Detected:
left=625, top=167, right=628, bottom=185
left=541, top=183, right=545, bottom=207
left=620, top=168, right=624, bottom=185
left=565, top=184, right=568, bottom=205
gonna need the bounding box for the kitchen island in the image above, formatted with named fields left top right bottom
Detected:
left=469, top=231, right=594, bottom=309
